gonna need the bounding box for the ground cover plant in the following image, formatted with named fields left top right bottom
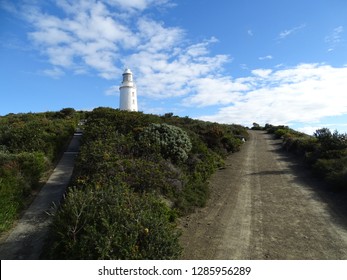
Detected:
left=46, top=107, right=248, bottom=259
left=265, top=124, right=347, bottom=191
left=0, top=109, right=79, bottom=233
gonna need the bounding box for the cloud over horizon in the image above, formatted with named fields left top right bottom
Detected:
left=198, top=64, right=347, bottom=129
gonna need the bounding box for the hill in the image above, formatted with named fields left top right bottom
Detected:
left=0, top=107, right=248, bottom=259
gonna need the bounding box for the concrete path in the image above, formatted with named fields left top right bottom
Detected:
left=0, top=132, right=82, bottom=259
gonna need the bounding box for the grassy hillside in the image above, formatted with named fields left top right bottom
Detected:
left=44, top=107, right=248, bottom=259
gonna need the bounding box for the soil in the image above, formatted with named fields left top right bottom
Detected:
left=179, top=130, right=347, bottom=259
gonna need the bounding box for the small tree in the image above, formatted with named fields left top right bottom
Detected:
left=252, top=122, right=262, bottom=130
left=314, top=128, right=347, bottom=150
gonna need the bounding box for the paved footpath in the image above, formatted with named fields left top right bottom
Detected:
left=0, top=132, right=82, bottom=259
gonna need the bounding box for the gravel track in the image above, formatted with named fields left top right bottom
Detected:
left=180, top=130, right=347, bottom=259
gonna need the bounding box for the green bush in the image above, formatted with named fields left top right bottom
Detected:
left=312, top=158, right=337, bottom=178
left=140, top=123, right=192, bottom=163
left=326, top=169, right=347, bottom=191
left=267, top=124, right=347, bottom=191
left=45, top=108, right=248, bottom=259
left=314, top=128, right=347, bottom=151
left=0, top=111, right=78, bottom=233
left=274, top=128, right=290, bottom=139
left=0, top=160, right=25, bottom=232
left=114, top=159, right=184, bottom=196
left=46, top=183, right=181, bottom=260
left=0, top=151, right=49, bottom=233
left=16, top=152, right=47, bottom=188
left=221, top=135, right=243, bottom=153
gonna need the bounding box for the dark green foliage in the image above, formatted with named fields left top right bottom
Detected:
left=44, top=107, right=248, bottom=259
left=326, top=169, right=347, bottom=191
left=314, top=128, right=347, bottom=151
left=251, top=122, right=263, bottom=130
left=16, top=152, right=47, bottom=188
left=0, top=112, right=77, bottom=160
left=274, top=128, right=290, bottom=139
left=267, top=125, right=347, bottom=191
left=0, top=111, right=78, bottom=233
left=0, top=152, right=48, bottom=232
left=0, top=154, right=25, bottom=232
left=47, top=183, right=181, bottom=260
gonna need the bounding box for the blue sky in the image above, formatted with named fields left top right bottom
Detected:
left=1, top=0, right=347, bottom=134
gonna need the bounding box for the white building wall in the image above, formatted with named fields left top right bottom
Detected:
left=119, top=69, right=138, bottom=111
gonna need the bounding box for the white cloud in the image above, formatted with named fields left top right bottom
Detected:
left=297, top=123, right=347, bottom=135
left=183, top=76, right=248, bottom=107
left=10, top=0, right=229, bottom=87
left=278, top=24, right=306, bottom=39
left=258, top=55, right=273, bottom=60
left=105, top=85, right=120, bottom=96
left=42, top=67, right=65, bottom=79
left=296, top=126, right=324, bottom=135
left=325, top=26, right=344, bottom=52
left=251, top=69, right=272, bottom=78
left=21, top=0, right=138, bottom=79
left=105, top=0, right=171, bottom=11
left=247, top=29, right=253, bottom=36
left=136, top=18, right=185, bottom=53
left=198, top=64, right=347, bottom=126
left=125, top=37, right=231, bottom=99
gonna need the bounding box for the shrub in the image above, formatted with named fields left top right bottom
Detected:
left=326, top=169, right=347, bottom=191
left=221, top=135, right=243, bottom=153
left=0, top=160, right=25, bottom=232
left=114, top=158, right=185, bottom=196
left=176, top=177, right=209, bottom=214
left=17, top=152, right=47, bottom=188
left=274, top=128, right=290, bottom=139
left=0, top=111, right=77, bottom=233
left=44, top=109, right=249, bottom=259
left=314, top=128, right=347, bottom=151
left=312, top=158, right=345, bottom=178
left=140, top=123, right=192, bottom=163
left=251, top=122, right=263, bottom=130
left=46, top=183, right=181, bottom=260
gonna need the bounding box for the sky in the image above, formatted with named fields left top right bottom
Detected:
left=1, top=0, right=347, bottom=134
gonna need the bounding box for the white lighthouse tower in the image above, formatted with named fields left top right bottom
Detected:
left=119, top=68, right=138, bottom=111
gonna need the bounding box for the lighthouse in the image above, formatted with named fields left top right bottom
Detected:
left=119, top=68, right=138, bottom=111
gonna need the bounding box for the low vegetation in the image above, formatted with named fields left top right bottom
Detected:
left=45, top=107, right=248, bottom=259
left=265, top=124, right=347, bottom=191
left=0, top=109, right=79, bottom=233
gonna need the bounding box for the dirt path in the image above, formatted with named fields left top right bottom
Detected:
left=180, top=130, right=347, bottom=259
left=0, top=132, right=82, bottom=260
